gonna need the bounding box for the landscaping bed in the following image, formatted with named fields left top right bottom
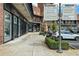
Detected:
left=45, top=36, right=69, bottom=50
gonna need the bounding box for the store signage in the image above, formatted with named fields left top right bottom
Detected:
left=62, top=4, right=76, bottom=20
left=44, top=4, right=58, bottom=21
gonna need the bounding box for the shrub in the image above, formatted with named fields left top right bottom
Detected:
left=46, top=36, right=59, bottom=41
left=45, top=37, right=57, bottom=49
left=50, top=21, right=58, bottom=33
left=45, top=37, right=69, bottom=50
left=45, top=36, right=52, bottom=43
left=61, top=41, right=69, bottom=50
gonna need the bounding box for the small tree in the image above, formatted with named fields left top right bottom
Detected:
left=50, top=21, right=58, bottom=33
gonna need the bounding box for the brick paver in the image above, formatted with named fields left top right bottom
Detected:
left=0, top=32, right=79, bottom=56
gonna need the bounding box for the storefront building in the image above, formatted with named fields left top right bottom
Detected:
left=0, top=3, right=33, bottom=44
left=32, top=4, right=43, bottom=32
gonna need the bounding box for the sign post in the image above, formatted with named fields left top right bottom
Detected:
left=57, top=3, right=63, bottom=53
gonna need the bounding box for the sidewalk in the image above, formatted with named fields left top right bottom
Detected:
left=0, top=32, right=79, bottom=56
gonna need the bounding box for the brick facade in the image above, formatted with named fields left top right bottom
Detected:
left=33, top=6, right=41, bottom=16
left=77, top=14, right=79, bottom=29
left=77, top=14, right=79, bottom=21
left=0, top=3, right=4, bottom=44
left=38, top=3, right=44, bottom=16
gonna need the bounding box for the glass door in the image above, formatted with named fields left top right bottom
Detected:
left=4, top=11, right=12, bottom=42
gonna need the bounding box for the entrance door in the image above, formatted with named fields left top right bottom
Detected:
left=4, top=11, right=12, bottom=42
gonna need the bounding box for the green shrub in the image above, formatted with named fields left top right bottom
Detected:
left=45, top=37, right=69, bottom=50
left=45, top=36, right=52, bottom=43
left=61, top=41, right=69, bottom=50
left=46, top=36, right=58, bottom=41
left=50, top=21, right=58, bottom=33
left=46, top=38, right=57, bottom=49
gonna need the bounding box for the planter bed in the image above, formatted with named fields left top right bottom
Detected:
left=45, top=37, right=69, bottom=50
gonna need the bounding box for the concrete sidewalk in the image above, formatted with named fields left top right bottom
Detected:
left=0, top=32, right=79, bottom=56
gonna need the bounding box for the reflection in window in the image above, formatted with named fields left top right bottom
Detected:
left=4, top=11, right=12, bottom=42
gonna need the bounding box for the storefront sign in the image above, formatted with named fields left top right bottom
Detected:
left=44, top=4, right=58, bottom=21
left=62, top=4, right=77, bottom=20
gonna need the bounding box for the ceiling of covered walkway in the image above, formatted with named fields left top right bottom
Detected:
left=12, top=3, right=33, bottom=22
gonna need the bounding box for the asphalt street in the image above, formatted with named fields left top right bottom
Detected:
left=63, top=39, right=79, bottom=49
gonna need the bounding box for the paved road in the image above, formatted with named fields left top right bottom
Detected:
left=0, top=32, right=79, bottom=56
left=65, top=40, right=79, bottom=49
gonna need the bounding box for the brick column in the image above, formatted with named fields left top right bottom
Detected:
left=0, top=3, right=4, bottom=44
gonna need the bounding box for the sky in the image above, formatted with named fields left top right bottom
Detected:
left=75, top=5, right=79, bottom=14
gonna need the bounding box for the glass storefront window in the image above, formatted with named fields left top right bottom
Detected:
left=26, top=23, right=28, bottom=33
left=4, top=11, right=12, bottom=42
left=28, top=23, right=33, bottom=32
left=13, top=16, right=18, bottom=38
left=20, top=19, right=27, bottom=35
left=73, top=20, right=76, bottom=24
left=18, top=19, right=21, bottom=36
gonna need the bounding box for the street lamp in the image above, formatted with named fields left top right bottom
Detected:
left=57, top=3, right=63, bottom=53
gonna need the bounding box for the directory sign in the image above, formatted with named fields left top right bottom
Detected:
left=44, top=4, right=58, bottom=21
left=62, top=4, right=77, bottom=20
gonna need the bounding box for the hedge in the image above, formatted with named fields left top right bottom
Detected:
left=45, top=37, right=69, bottom=50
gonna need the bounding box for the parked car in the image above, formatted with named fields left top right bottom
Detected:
left=69, top=27, right=78, bottom=33
left=54, top=30, right=79, bottom=41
